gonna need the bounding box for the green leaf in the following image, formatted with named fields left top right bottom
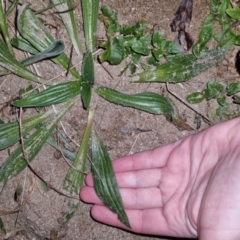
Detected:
left=13, top=81, right=81, bottom=107
left=234, top=35, right=240, bottom=45
left=50, top=0, right=83, bottom=56
left=11, top=37, right=39, bottom=55
left=64, top=109, right=93, bottom=195
left=81, top=51, right=94, bottom=108
left=99, top=37, right=125, bottom=65
left=0, top=113, right=46, bottom=150
left=82, top=51, right=94, bottom=85
left=193, top=22, right=214, bottom=58
left=131, top=35, right=151, bottom=55
left=17, top=3, right=81, bottom=80
left=91, top=128, right=131, bottom=228
left=226, top=8, right=240, bottom=19
left=203, top=81, right=224, bottom=99
left=227, top=82, right=240, bottom=95
left=0, top=101, right=74, bottom=193
left=96, top=87, right=174, bottom=115
left=186, top=92, right=205, bottom=104
left=81, top=0, right=99, bottom=52
left=152, top=30, right=163, bottom=48
left=0, top=38, right=44, bottom=82
left=0, top=1, right=13, bottom=55
left=217, top=97, right=228, bottom=107
left=136, top=48, right=229, bottom=83
left=96, top=87, right=192, bottom=130
left=208, top=81, right=224, bottom=92
left=21, top=40, right=65, bottom=66
left=101, top=5, right=120, bottom=34
left=217, top=30, right=236, bottom=49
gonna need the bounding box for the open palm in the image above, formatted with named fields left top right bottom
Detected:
left=80, top=117, right=240, bottom=239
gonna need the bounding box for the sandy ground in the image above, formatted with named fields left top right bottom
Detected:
left=0, top=0, right=238, bottom=239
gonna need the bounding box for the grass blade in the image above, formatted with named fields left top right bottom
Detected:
left=91, top=128, right=131, bottom=228
left=0, top=101, right=74, bottom=193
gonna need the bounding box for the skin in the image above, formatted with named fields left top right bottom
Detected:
left=80, top=117, right=240, bottom=239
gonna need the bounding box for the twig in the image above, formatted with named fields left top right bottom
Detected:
left=166, top=83, right=213, bottom=125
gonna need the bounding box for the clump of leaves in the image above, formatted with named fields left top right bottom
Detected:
left=99, top=5, right=180, bottom=72
left=186, top=81, right=240, bottom=121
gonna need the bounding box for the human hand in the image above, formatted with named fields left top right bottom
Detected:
left=80, top=117, right=240, bottom=239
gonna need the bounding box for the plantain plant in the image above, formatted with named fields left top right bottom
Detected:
left=0, top=0, right=239, bottom=230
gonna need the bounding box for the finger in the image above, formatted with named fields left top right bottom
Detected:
left=85, top=168, right=162, bottom=188
left=112, top=142, right=178, bottom=173
left=91, top=205, right=186, bottom=237
left=80, top=186, right=163, bottom=209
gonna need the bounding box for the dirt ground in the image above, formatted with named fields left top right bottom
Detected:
left=0, top=0, right=238, bottom=239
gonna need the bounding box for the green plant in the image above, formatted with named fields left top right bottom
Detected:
left=0, top=0, right=239, bottom=230
left=186, top=81, right=240, bottom=121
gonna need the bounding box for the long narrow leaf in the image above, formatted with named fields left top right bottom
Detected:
left=136, top=48, right=229, bottom=83
left=0, top=38, right=44, bottom=82
left=91, top=128, right=130, bottom=228
left=81, top=0, right=99, bottom=51
left=0, top=101, right=74, bottom=193
left=51, top=0, right=83, bottom=56
left=0, top=113, right=46, bottom=150
left=13, top=81, right=81, bottom=107
left=81, top=51, right=94, bottom=108
left=17, top=3, right=81, bottom=80
left=11, top=37, right=39, bottom=55
left=64, top=109, right=93, bottom=194
left=21, top=40, right=65, bottom=66
left=0, top=1, right=13, bottom=55
left=96, top=87, right=174, bottom=115
left=193, top=18, right=214, bottom=57
left=96, top=87, right=192, bottom=130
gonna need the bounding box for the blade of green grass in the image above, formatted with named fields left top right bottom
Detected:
left=0, top=101, right=74, bottom=193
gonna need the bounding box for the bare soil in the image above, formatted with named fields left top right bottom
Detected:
left=0, top=0, right=238, bottom=239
